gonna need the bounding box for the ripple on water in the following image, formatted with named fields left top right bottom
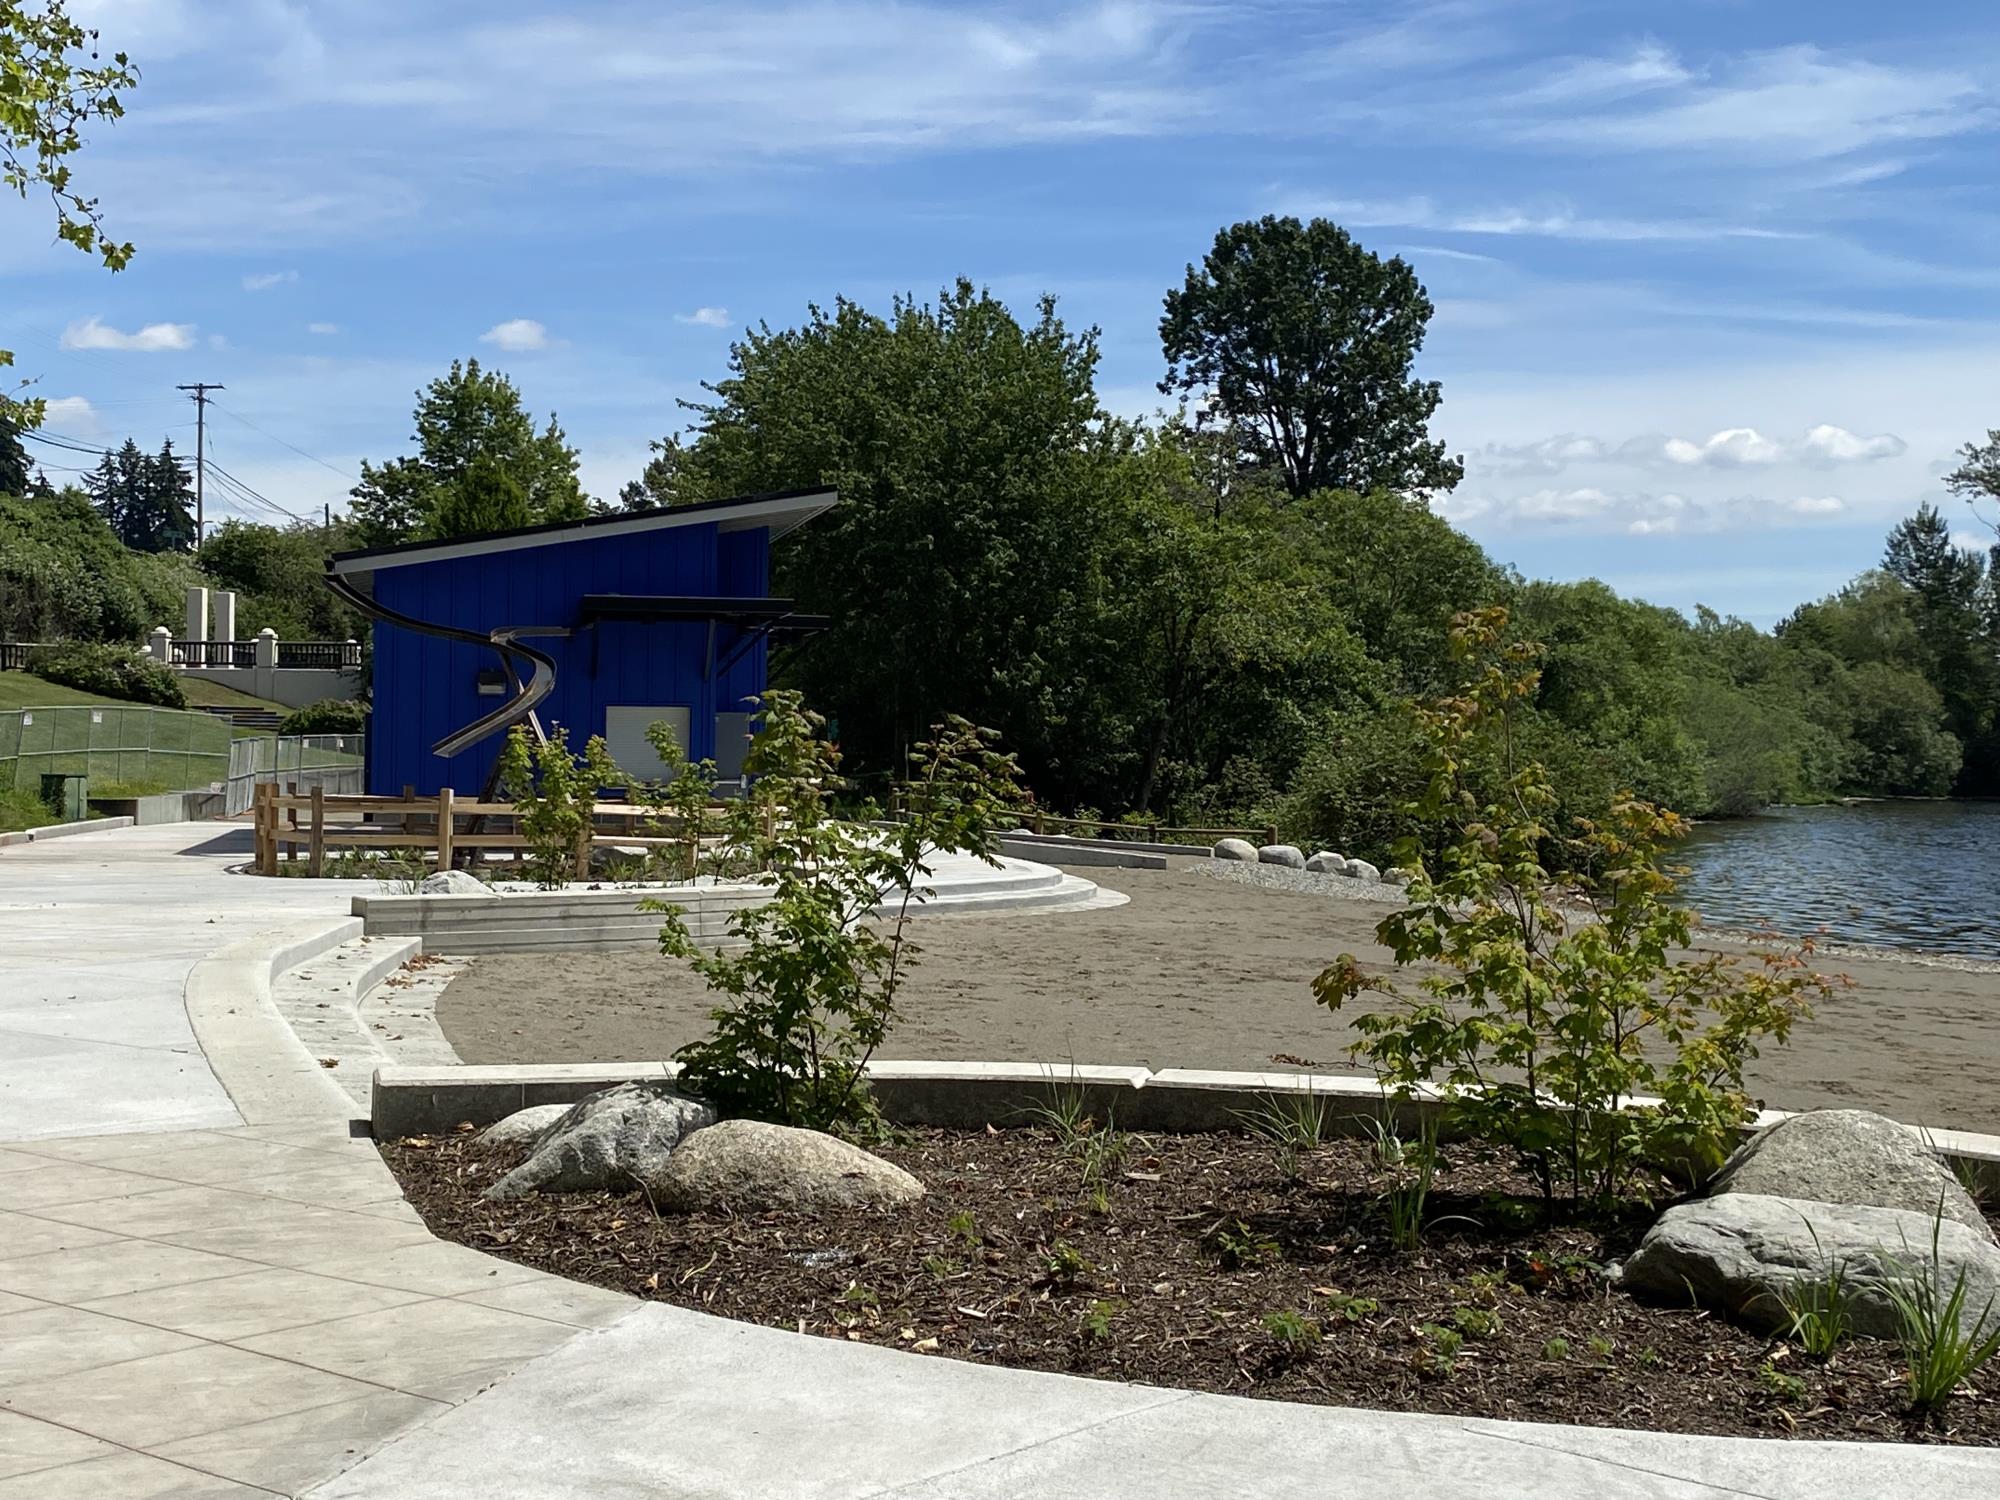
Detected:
left=1677, top=801, right=2000, bottom=961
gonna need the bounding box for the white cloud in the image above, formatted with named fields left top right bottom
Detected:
left=39, top=396, right=100, bottom=432
left=242, top=269, right=298, bottom=291
left=1443, top=485, right=1851, bottom=536
left=479, top=318, right=552, bottom=352
left=306, top=322, right=340, bottom=335
left=1514, top=45, right=1992, bottom=162
left=675, top=306, right=732, bottom=328
left=1477, top=424, right=1906, bottom=476
left=60, top=316, right=197, bottom=352
left=1296, top=194, right=1800, bottom=244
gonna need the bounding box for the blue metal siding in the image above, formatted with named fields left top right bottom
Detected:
left=363, top=521, right=775, bottom=795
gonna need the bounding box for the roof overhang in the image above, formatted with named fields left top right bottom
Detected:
left=326, top=487, right=838, bottom=580
left=580, top=595, right=831, bottom=631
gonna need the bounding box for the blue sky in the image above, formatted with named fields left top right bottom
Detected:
left=8, top=0, right=2000, bottom=626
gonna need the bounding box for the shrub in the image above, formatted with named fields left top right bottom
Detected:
left=26, top=642, right=186, bottom=708
left=1315, top=608, right=1834, bottom=1210
left=277, top=699, right=365, bottom=737
left=634, top=718, right=717, bottom=883
left=497, top=723, right=623, bottom=888
left=656, top=692, right=1025, bottom=1130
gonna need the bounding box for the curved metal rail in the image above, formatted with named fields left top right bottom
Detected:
left=322, top=572, right=567, bottom=759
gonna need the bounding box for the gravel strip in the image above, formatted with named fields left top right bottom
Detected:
left=1185, top=857, right=1405, bottom=905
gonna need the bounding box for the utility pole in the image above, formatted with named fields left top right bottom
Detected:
left=176, top=382, right=224, bottom=543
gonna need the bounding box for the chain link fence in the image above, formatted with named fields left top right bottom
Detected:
left=0, top=705, right=232, bottom=796
left=225, top=734, right=365, bottom=815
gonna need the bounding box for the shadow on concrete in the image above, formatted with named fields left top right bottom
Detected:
left=178, top=826, right=256, bottom=857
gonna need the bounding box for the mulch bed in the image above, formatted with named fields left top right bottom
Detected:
left=381, top=1125, right=2000, bottom=1445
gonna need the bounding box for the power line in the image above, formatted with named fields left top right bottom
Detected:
left=206, top=457, right=311, bottom=525
left=210, top=400, right=357, bottom=482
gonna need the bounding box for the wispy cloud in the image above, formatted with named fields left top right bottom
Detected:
left=675, top=306, right=731, bottom=328
left=1296, top=195, right=1801, bottom=244
left=479, top=318, right=551, bottom=352
left=242, top=269, right=298, bottom=291
left=60, top=316, right=197, bottom=352
left=306, top=321, right=340, bottom=336
left=40, top=395, right=100, bottom=431
left=1512, top=45, right=1994, bottom=162
left=1441, top=485, right=1852, bottom=536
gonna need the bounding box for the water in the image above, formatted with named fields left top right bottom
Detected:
left=1676, top=801, right=2000, bottom=959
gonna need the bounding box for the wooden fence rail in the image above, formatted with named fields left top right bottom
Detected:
left=249, top=783, right=732, bottom=878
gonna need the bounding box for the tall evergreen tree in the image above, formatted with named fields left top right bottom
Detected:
left=1882, top=502, right=1996, bottom=784
left=0, top=418, right=29, bottom=496
left=84, top=437, right=195, bottom=552
left=85, top=439, right=148, bottom=542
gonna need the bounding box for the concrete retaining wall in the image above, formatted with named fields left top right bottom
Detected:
left=368, top=1060, right=2000, bottom=1195
left=0, top=815, right=135, bottom=848
left=87, top=790, right=226, bottom=826
left=994, top=837, right=1166, bottom=870
left=351, top=883, right=773, bottom=954
left=177, top=663, right=356, bottom=709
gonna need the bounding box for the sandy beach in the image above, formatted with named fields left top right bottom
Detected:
left=436, top=860, right=2000, bottom=1131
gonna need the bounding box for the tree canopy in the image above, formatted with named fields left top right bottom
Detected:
left=1159, top=216, right=1463, bottom=500
left=347, top=360, right=587, bottom=545
left=85, top=437, right=194, bottom=554
left=1, top=1, right=137, bottom=428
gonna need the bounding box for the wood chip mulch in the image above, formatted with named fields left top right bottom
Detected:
left=380, top=1126, right=2000, bottom=1445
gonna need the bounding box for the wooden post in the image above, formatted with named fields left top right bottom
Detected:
left=574, top=819, right=590, bottom=880
left=254, top=782, right=271, bottom=875
left=436, top=787, right=455, bottom=871
left=1034, top=808, right=1046, bottom=835
left=1264, top=825, right=1279, bottom=847
left=308, top=785, right=325, bottom=878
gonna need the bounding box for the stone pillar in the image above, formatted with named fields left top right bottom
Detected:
left=148, top=627, right=173, bottom=663
left=212, top=591, right=237, bottom=662
left=255, top=628, right=278, bottom=670
left=183, top=586, right=209, bottom=648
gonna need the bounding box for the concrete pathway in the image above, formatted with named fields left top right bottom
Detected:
left=3, top=822, right=1998, bottom=1497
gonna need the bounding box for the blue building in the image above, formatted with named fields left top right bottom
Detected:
left=325, top=488, right=837, bottom=797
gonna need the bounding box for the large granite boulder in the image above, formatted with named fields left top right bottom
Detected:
left=484, top=1082, right=715, bottom=1199
left=1711, top=1109, right=1990, bottom=1239
left=1212, top=838, right=1257, bottom=862
left=656, top=1120, right=924, bottom=1214
left=1304, top=851, right=1346, bottom=875
left=1257, top=843, right=1306, bottom=869
left=1346, top=859, right=1382, bottom=883
left=1621, top=1193, right=2000, bottom=1340
left=419, top=869, right=492, bottom=896
left=476, top=1103, right=571, bottom=1152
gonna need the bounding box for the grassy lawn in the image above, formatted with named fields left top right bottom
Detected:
left=0, top=671, right=291, bottom=717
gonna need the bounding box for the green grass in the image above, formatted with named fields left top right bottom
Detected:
left=0, top=788, right=49, bottom=833
left=0, top=672, right=133, bottom=712
left=0, top=671, right=292, bottom=717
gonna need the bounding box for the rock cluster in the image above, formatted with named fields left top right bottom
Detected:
left=1214, top=840, right=1400, bottom=885
left=1621, top=1109, right=2000, bottom=1339
left=476, top=1083, right=923, bottom=1213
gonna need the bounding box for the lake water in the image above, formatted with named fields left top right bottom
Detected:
left=1676, top=801, right=2000, bottom=960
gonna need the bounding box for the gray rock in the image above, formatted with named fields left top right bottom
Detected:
left=1621, top=1192, right=2000, bottom=1340
left=1345, top=858, right=1382, bottom=882
left=1304, top=851, right=1346, bottom=874
left=419, top=869, right=492, bottom=896
left=1212, top=838, right=1257, bottom=862
left=484, top=1082, right=715, bottom=1199
left=1257, top=843, right=1306, bottom=869
left=656, top=1119, right=924, bottom=1213
left=1711, top=1109, right=1991, bottom=1239
left=476, top=1103, right=571, bottom=1152
left=1384, top=867, right=1415, bottom=887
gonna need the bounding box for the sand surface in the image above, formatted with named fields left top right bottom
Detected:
left=436, top=862, right=2000, bottom=1130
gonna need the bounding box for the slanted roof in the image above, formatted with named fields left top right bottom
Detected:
left=579, top=595, right=832, bottom=631
left=325, top=487, right=838, bottom=579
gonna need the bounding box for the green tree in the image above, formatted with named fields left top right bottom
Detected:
left=0, top=417, right=28, bottom=495
left=658, top=281, right=1130, bottom=797
left=198, top=517, right=366, bottom=641
left=82, top=437, right=192, bottom=553
left=348, top=360, right=587, bottom=545
left=1159, top=216, right=1463, bottom=500
left=1, top=1, right=137, bottom=428
left=1882, top=502, right=1995, bottom=781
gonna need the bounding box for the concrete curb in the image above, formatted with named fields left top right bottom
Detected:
left=0, top=814, right=135, bottom=847
left=185, top=915, right=373, bottom=1126
left=363, top=1058, right=2000, bottom=1187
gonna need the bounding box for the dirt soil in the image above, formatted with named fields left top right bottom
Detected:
left=383, top=1126, right=2000, bottom=1445
left=437, top=863, right=2000, bottom=1130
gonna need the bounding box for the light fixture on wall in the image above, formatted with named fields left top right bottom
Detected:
left=475, top=669, right=506, bottom=697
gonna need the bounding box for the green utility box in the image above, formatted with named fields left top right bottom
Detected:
left=38, top=772, right=88, bottom=824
